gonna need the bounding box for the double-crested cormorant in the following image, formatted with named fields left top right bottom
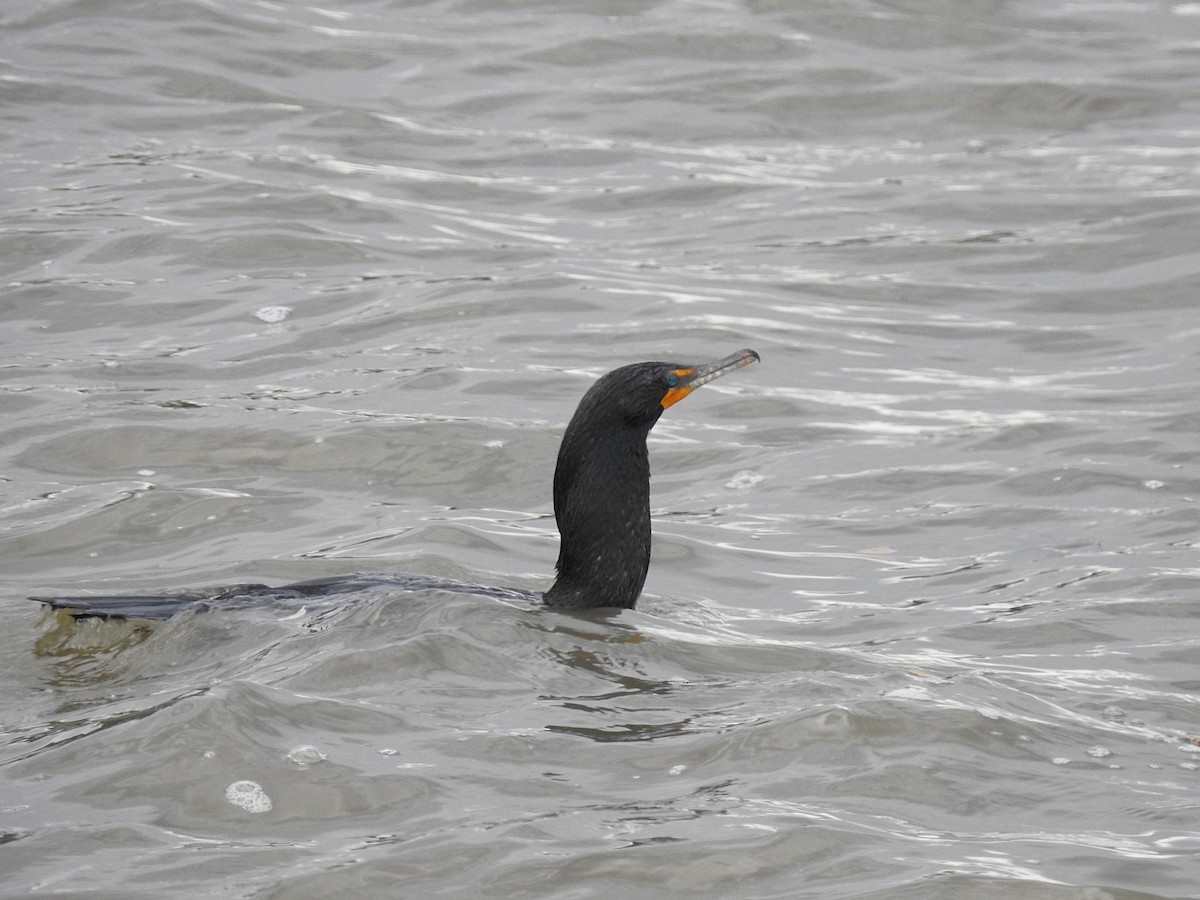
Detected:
left=31, top=349, right=759, bottom=620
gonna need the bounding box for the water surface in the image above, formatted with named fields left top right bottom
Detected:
left=3, top=1, right=1200, bottom=897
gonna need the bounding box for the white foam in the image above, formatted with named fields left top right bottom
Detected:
left=254, top=305, right=292, bottom=323
left=225, top=780, right=272, bottom=813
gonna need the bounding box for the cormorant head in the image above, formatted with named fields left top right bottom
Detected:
left=571, top=348, right=761, bottom=433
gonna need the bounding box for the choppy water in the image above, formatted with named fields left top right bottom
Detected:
left=3, top=1, right=1200, bottom=897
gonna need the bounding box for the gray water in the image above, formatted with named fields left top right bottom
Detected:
left=3, top=1, right=1200, bottom=897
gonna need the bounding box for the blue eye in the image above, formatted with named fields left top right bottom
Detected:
left=666, top=374, right=678, bottom=387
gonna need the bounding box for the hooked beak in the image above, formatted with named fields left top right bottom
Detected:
left=660, top=348, right=760, bottom=409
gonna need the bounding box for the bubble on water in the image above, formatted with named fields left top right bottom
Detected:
left=286, top=745, right=326, bottom=768
left=1051, top=757, right=1071, bottom=766
left=668, top=765, right=687, bottom=776
left=225, top=780, right=272, bottom=813
left=254, top=305, right=291, bottom=323
left=1143, top=480, right=1165, bottom=490
left=1087, top=746, right=1113, bottom=759
left=1101, top=706, right=1125, bottom=721
left=726, top=469, right=764, bottom=490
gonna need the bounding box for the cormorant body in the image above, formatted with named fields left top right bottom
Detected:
left=31, top=349, right=759, bottom=620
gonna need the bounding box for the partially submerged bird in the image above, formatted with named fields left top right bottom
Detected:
left=31, top=349, right=760, bottom=620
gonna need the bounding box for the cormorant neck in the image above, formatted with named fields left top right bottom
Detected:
left=543, top=418, right=655, bottom=611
